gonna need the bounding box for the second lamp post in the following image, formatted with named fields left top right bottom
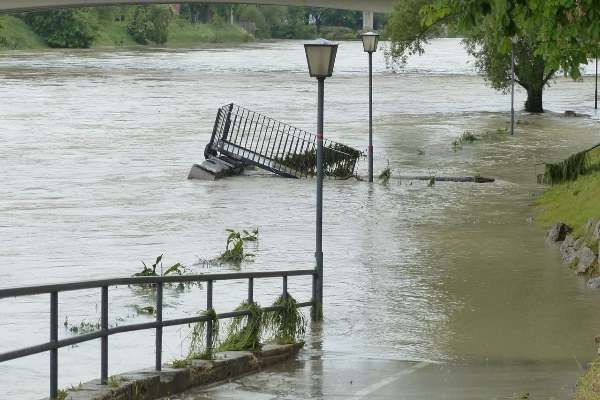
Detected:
left=361, top=32, right=380, bottom=182
left=304, top=39, right=338, bottom=320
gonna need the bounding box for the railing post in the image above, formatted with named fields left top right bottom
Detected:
left=248, top=277, right=254, bottom=304
left=311, top=273, right=319, bottom=322
left=283, top=275, right=288, bottom=300
left=101, top=286, right=108, bottom=384
left=206, top=280, right=213, bottom=354
left=155, top=283, right=163, bottom=372
left=50, top=292, right=58, bottom=399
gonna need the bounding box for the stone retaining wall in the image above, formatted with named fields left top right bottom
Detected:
left=47, top=343, right=302, bottom=400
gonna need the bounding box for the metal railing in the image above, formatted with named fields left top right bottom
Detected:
left=205, top=103, right=362, bottom=179
left=0, top=269, right=317, bottom=399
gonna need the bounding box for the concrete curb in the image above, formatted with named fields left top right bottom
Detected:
left=49, top=343, right=303, bottom=400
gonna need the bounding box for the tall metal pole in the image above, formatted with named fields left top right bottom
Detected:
left=316, top=77, right=324, bottom=320
left=595, top=57, right=598, bottom=110
left=368, top=51, right=374, bottom=183
left=510, top=41, right=515, bottom=135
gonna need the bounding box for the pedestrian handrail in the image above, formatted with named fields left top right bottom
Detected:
left=0, top=269, right=317, bottom=399
left=205, top=103, right=362, bottom=179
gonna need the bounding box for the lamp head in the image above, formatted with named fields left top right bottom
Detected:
left=361, top=31, right=380, bottom=53
left=304, top=38, right=339, bottom=78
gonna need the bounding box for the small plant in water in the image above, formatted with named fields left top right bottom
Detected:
left=107, top=375, right=121, bottom=388
left=378, top=161, right=391, bottom=185
left=452, top=130, right=478, bottom=150
left=135, top=254, right=186, bottom=277
left=218, top=229, right=257, bottom=264
left=52, top=389, right=68, bottom=400
left=134, top=304, right=156, bottom=315
left=65, top=318, right=101, bottom=335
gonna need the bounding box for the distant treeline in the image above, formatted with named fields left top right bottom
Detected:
left=0, top=4, right=389, bottom=50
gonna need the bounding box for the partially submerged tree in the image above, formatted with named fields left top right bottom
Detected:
left=384, top=0, right=588, bottom=113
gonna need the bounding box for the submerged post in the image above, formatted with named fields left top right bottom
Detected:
left=50, top=292, right=58, bottom=399
left=304, top=39, right=338, bottom=321
left=206, top=280, right=213, bottom=352
left=101, top=286, right=108, bottom=384
left=155, top=283, right=163, bottom=371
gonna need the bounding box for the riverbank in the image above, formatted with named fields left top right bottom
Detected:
left=0, top=14, right=360, bottom=51
left=0, top=15, right=254, bottom=50
left=535, top=146, right=600, bottom=398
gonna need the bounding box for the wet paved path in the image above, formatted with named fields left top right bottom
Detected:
left=164, top=359, right=578, bottom=399
left=162, top=334, right=580, bottom=400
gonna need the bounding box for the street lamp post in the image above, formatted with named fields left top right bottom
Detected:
left=304, top=39, right=338, bottom=321
left=361, top=32, right=380, bottom=183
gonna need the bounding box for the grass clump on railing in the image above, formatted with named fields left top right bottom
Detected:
left=218, top=302, right=263, bottom=352
left=218, top=229, right=258, bottom=265
left=188, top=308, right=219, bottom=360
left=264, top=295, right=306, bottom=344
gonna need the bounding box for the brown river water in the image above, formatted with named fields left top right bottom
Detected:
left=1, top=39, right=600, bottom=399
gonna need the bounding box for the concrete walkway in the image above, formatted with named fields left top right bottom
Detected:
left=161, top=348, right=579, bottom=399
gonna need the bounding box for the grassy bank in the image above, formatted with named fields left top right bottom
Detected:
left=575, top=358, right=600, bottom=400
left=0, top=16, right=254, bottom=51
left=93, top=21, right=137, bottom=47
left=0, top=16, right=46, bottom=49
left=166, top=19, right=253, bottom=46
left=536, top=146, right=600, bottom=237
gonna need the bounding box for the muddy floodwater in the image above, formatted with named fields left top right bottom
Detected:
left=1, top=39, right=600, bottom=399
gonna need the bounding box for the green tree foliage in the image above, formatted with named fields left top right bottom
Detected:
left=128, top=5, right=173, bottom=45
left=24, top=9, right=97, bottom=48
left=384, top=0, right=590, bottom=113
left=528, top=0, right=600, bottom=77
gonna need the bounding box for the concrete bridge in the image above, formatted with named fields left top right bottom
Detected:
left=0, top=0, right=394, bottom=30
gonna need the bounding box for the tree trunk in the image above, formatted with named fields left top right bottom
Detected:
left=525, top=86, right=543, bottom=113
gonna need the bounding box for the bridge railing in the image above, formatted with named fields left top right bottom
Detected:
left=0, top=269, right=317, bottom=399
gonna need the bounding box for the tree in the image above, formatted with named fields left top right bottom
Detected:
left=25, top=9, right=97, bottom=48
left=384, top=0, right=582, bottom=113
left=127, top=5, right=172, bottom=45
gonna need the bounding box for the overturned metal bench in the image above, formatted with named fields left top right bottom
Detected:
left=189, top=103, right=362, bottom=180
